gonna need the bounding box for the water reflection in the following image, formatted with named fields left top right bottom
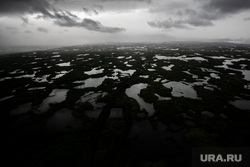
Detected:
left=75, top=76, right=106, bottom=89
left=34, top=89, right=68, bottom=113
left=155, top=93, right=171, bottom=101
left=183, top=71, right=198, bottom=79
left=155, top=54, right=207, bottom=62
left=57, top=62, right=71, bottom=67
left=215, top=57, right=250, bottom=81
left=84, top=68, right=104, bottom=75
left=163, top=81, right=199, bottom=99
left=162, top=64, right=175, bottom=71
left=126, top=83, right=155, bottom=115
left=51, top=55, right=61, bottom=58
left=210, top=73, right=220, bottom=79
left=113, top=69, right=136, bottom=76
left=78, top=91, right=107, bottom=108
left=242, top=70, right=250, bottom=81
left=52, top=70, right=72, bottom=79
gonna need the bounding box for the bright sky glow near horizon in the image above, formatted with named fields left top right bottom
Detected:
left=0, top=0, right=250, bottom=47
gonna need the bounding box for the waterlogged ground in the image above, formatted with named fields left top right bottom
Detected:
left=1, top=42, right=250, bottom=166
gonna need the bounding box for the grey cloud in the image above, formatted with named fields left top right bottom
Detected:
left=82, top=7, right=99, bottom=16
left=52, top=0, right=151, bottom=13
left=93, top=10, right=99, bottom=15
left=148, top=19, right=189, bottom=29
left=149, top=0, right=250, bottom=30
left=0, top=0, right=54, bottom=17
left=203, top=0, right=250, bottom=14
left=0, top=0, right=125, bottom=33
left=21, top=17, right=29, bottom=24
left=184, top=9, right=212, bottom=20
left=191, top=0, right=250, bottom=27
left=0, top=0, right=151, bottom=18
left=82, top=7, right=90, bottom=13
left=244, top=17, right=250, bottom=20
left=93, top=4, right=104, bottom=10
left=148, top=9, right=214, bottom=30
left=52, top=11, right=79, bottom=21
left=47, top=8, right=125, bottom=33
left=37, top=27, right=49, bottom=33
left=183, top=9, right=214, bottom=26
left=148, top=18, right=212, bottom=30
left=185, top=18, right=213, bottom=27
left=178, top=0, right=250, bottom=28
left=55, top=18, right=125, bottom=33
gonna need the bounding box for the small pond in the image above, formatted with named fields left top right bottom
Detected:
left=163, top=82, right=199, bottom=99
left=126, top=83, right=155, bottom=116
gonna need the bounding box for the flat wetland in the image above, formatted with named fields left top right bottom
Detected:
left=1, top=42, right=250, bottom=166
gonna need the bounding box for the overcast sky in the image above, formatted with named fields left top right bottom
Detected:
left=0, top=0, right=250, bottom=47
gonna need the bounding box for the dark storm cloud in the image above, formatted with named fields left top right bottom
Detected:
left=148, top=9, right=214, bottom=30
left=0, top=0, right=54, bottom=17
left=0, top=0, right=73, bottom=20
left=183, top=9, right=214, bottom=26
left=0, top=0, right=150, bottom=17
left=55, top=18, right=125, bottom=33
left=0, top=0, right=125, bottom=33
left=82, top=7, right=99, bottom=15
left=149, top=0, right=250, bottom=30
left=37, top=27, right=49, bottom=33
left=203, top=0, right=250, bottom=14
left=197, top=0, right=250, bottom=24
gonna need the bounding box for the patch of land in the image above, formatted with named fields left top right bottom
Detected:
left=0, top=42, right=250, bottom=167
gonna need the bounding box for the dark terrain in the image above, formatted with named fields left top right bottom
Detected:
left=0, top=42, right=250, bottom=167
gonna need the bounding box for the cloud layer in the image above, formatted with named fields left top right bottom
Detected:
left=148, top=0, right=250, bottom=30
left=0, top=0, right=125, bottom=33
left=0, top=0, right=250, bottom=46
left=55, top=18, right=125, bottom=33
left=204, top=0, right=250, bottom=13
